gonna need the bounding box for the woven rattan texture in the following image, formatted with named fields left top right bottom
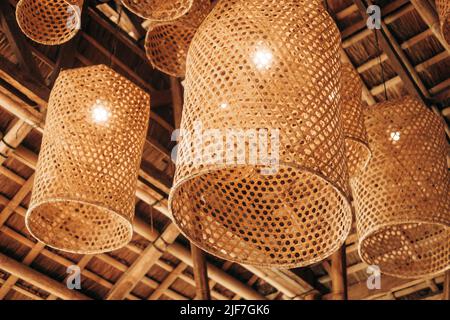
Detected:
left=341, top=63, right=371, bottom=178
left=169, top=0, right=352, bottom=268
left=145, top=0, right=211, bottom=77
left=16, top=0, right=83, bottom=45
left=121, top=0, right=193, bottom=21
left=26, top=65, right=150, bottom=254
left=352, top=96, right=450, bottom=278
left=436, top=0, right=450, bottom=45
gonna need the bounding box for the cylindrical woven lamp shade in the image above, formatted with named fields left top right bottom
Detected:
left=341, top=63, right=371, bottom=178
left=16, top=0, right=83, bottom=45
left=121, top=0, right=193, bottom=21
left=352, top=96, right=450, bottom=278
left=436, top=0, right=450, bottom=45
left=26, top=65, right=150, bottom=254
left=169, top=0, right=352, bottom=268
left=144, top=0, right=211, bottom=77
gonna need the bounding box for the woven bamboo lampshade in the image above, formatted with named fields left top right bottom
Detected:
left=16, top=0, right=83, bottom=45
left=26, top=65, right=150, bottom=254
left=436, top=0, right=450, bottom=45
left=341, top=63, right=371, bottom=178
left=144, top=0, right=211, bottom=77
left=352, top=96, right=450, bottom=278
left=121, top=0, right=193, bottom=21
left=169, top=0, right=352, bottom=268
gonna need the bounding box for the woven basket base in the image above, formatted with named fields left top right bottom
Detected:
left=26, top=200, right=133, bottom=254
left=16, top=0, right=82, bottom=45
left=170, top=165, right=352, bottom=268
left=359, top=222, right=449, bottom=279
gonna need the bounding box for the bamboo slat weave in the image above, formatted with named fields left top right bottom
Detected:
left=352, top=96, right=450, bottom=278
left=169, top=0, right=352, bottom=268
left=26, top=65, right=150, bottom=254
left=436, top=0, right=450, bottom=45
left=144, top=0, right=211, bottom=77
left=341, top=63, right=371, bottom=178
left=16, top=0, right=83, bottom=45
left=121, top=0, right=193, bottom=22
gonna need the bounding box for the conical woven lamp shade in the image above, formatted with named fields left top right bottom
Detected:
left=26, top=65, right=150, bottom=254
left=341, top=63, right=371, bottom=178
left=16, top=0, right=83, bottom=45
left=121, top=0, right=193, bottom=21
left=436, top=0, right=450, bottom=45
left=169, top=0, right=352, bottom=268
left=144, top=0, right=211, bottom=77
left=352, top=96, right=449, bottom=278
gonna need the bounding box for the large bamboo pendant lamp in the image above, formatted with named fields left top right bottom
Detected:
left=26, top=65, right=150, bottom=254
left=121, top=0, right=193, bottom=22
left=436, top=0, right=450, bottom=45
left=169, top=0, right=352, bottom=268
left=352, top=96, right=449, bottom=278
left=341, top=63, right=371, bottom=178
left=144, top=0, right=211, bottom=77
left=16, top=0, right=83, bottom=45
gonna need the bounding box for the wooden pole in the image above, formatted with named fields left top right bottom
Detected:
left=191, top=244, right=211, bottom=300
left=329, top=246, right=348, bottom=300
left=443, top=270, right=450, bottom=301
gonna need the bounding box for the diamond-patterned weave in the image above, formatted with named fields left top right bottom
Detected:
left=26, top=65, right=150, bottom=254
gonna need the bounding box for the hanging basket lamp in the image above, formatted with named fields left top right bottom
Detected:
left=352, top=96, right=449, bottom=278
left=121, top=0, right=193, bottom=22
left=26, top=65, right=150, bottom=254
left=144, top=0, right=211, bottom=77
left=16, top=0, right=83, bottom=45
left=169, top=0, right=352, bottom=268
left=436, top=0, right=450, bottom=45
left=341, top=63, right=371, bottom=178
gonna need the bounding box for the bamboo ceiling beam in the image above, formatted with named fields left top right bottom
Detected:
left=106, top=223, right=180, bottom=300
left=410, top=0, right=450, bottom=54
left=0, top=1, right=43, bottom=83
left=0, top=277, right=43, bottom=300
left=0, top=252, right=90, bottom=300
left=353, top=0, right=427, bottom=105
left=444, top=271, right=450, bottom=300
left=342, top=0, right=411, bottom=47
left=148, top=262, right=188, bottom=300
left=0, top=241, right=45, bottom=299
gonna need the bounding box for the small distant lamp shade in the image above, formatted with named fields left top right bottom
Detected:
left=144, top=0, right=211, bottom=77
left=436, top=0, right=450, bottom=45
left=26, top=65, right=150, bottom=254
left=340, top=63, right=371, bottom=178
left=16, top=0, right=83, bottom=45
left=352, top=96, right=450, bottom=278
left=121, top=0, right=193, bottom=21
left=169, top=0, right=352, bottom=268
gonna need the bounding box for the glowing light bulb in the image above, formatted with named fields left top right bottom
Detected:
left=390, top=131, right=401, bottom=142
left=220, top=102, right=229, bottom=109
left=252, top=46, right=273, bottom=70
left=91, top=100, right=110, bottom=124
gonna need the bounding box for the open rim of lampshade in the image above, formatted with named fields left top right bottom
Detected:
left=169, top=162, right=353, bottom=268
left=358, top=219, right=449, bottom=279
left=121, top=0, right=194, bottom=22
left=26, top=198, right=134, bottom=255
left=16, top=0, right=83, bottom=45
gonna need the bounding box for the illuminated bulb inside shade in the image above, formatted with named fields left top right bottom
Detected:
left=91, top=100, right=110, bottom=124
left=390, top=131, right=401, bottom=141
left=220, top=102, right=229, bottom=109
left=252, top=46, right=273, bottom=70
